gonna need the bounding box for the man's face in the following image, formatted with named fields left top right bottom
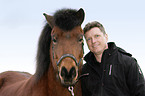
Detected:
left=85, top=27, right=108, bottom=55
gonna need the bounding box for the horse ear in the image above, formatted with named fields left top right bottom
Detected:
left=43, top=13, right=54, bottom=28
left=76, top=8, right=85, bottom=25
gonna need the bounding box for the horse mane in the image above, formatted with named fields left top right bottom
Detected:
left=35, top=8, right=82, bottom=81
left=35, top=24, right=51, bottom=81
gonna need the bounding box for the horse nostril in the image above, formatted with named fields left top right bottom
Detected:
left=69, top=67, right=76, bottom=78
left=61, top=67, right=68, bottom=78
left=60, top=67, right=76, bottom=80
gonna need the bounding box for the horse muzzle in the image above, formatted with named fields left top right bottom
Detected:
left=56, top=54, right=81, bottom=87
left=59, top=66, right=78, bottom=87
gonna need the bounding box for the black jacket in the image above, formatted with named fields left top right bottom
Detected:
left=81, top=42, right=145, bottom=96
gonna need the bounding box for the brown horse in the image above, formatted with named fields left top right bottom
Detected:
left=0, top=8, right=85, bottom=96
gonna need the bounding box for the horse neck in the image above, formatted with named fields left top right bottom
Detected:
left=32, top=61, right=82, bottom=96
left=47, top=62, right=71, bottom=96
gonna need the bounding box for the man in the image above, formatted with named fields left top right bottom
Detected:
left=81, top=21, right=145, bottom=96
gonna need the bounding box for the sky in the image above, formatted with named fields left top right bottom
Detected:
left=0, top=0, right=145, bottom=75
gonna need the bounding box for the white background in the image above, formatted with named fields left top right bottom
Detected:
left=0, top=0, right=145, bottom=75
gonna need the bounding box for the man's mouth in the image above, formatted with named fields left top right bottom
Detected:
left=92, top=44, right=99, bottom=48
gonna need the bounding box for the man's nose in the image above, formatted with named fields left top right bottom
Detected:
left=91, top=38, right=96, bottom=43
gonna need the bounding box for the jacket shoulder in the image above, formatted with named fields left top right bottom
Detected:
left=117, top=47, right=135, bottom=66
left=117, top=47, right=132, bottom=57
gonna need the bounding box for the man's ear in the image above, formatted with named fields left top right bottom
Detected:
left=105, top=34, right=108, bottom=42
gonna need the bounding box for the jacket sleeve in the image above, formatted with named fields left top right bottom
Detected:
left=126, top=58, right=145, bottom=96
left=81, top=77, right=89, bottom=96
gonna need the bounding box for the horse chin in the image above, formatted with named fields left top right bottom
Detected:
left=61, top=79, right=77, bottom=87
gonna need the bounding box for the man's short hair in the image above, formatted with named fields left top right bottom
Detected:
left=83, top=21, right=106, bottom=34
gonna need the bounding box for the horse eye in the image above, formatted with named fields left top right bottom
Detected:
left=79, top=38, right=83, bottom=42
left=53, top=38, right=57, bottom=43
left=52, top=36, right=57, bottom=44
left=78, top=38, right=83, bottom=44
left=78, top=35, right=83, bottom=43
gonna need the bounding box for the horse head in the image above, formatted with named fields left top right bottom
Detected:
left=43, top=8, right=85, bottom=87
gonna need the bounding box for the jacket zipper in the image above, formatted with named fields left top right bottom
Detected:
left=109, top=65, right=112, bottom=75
left=100, top=62, right=105, bottom=96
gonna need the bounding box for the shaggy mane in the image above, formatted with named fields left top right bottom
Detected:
left=54, top=8, right=81, bottom=30
left=35, top=24, right=51, bottom=81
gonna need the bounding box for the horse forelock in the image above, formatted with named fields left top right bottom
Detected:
left=54, top=8, right=81, bottom=31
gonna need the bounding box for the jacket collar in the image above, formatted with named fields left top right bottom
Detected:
left=84, top=42, right=117, bottom=63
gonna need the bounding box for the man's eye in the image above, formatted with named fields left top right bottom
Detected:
left=95, top=35, right=99, bottom=37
